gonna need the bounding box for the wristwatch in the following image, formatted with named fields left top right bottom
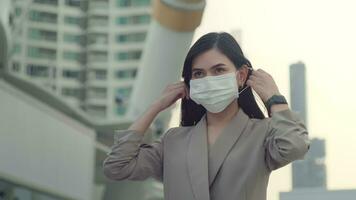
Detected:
left=265, top=95, right=288, bottom=116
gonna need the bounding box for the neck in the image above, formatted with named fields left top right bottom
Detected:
left=206, top=100, right=239, bottom=127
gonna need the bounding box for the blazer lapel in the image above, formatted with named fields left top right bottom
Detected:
left=187, top=115, right=210, bottom=200
left=208, top=108, right=250, bottom=187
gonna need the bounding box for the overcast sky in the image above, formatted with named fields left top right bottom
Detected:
left=170, top=0, right=356, bottom=199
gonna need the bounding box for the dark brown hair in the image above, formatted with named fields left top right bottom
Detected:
left=180, top=32, right=265, bottom=126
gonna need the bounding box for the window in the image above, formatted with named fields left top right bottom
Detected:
left=12, top=43, right=21, bottom=55
left=89, top=87, right=107, bottom=98
left=12, top=62, right=21, bottom=72
left=29, top=10, right=57, bottom=23
left=89, top=0, right=109, bottom=9
left=62, top=87, right=82, bottom=99
left=62, top=69, right=81, bottom=80
left=88, top=51, right=108, bottom=62
left=88, top=33, right=108, bottom=45
left=33, top=0, right=58, bottom=6
left=116, top=14, right=150, bottom=25
left=15, top=7, right=22, bottom=16
left=63, top=51, right=83, bottom=62
left=65, top=0, right=81, bottom=7
left=26, top=64, right=49, bottom=77
left=27, top=47, right=56, bottom=60
left=115, top=86, right=132, bottom=115
left=117, top=0, right=150, bottom=7
left=87, top=105, right=106, bottom=117
left=116, top=32, right=146, bottom=43
left=116, top=50, right=141, bottom=61
left=88, top=16, right=108, bottom=27
left=63, top=33, right=84, bottom=45
left=115, top=68, right=137, bottom=79
left=64, top=16, right=85, bottom=27
left=94, top=69, right=107, bottom=80
left=28, top=28, right=57, bottom=41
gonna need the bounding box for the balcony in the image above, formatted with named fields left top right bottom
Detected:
left=87, top=34, right=108, bottom=50
left=33, top=0, right=58, bottom=6
left=88, top=16, right=109, bottom=27
left=87, top=51, right=108, bottom=64
left=28, top=10, right=57, bottom=24
left=88, top=1, right=109, bottom=15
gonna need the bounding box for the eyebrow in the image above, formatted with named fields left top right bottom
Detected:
left=192, top=63, right=226, bottom=72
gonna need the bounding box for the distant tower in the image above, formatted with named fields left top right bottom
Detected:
left=289, top=61, right=327, bottom=189
left=289, top=61, right=307, bottom=126
left=292, top=138, right=327, bottom=188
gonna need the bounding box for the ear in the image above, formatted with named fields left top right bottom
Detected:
left=238, top=64, right=249, bottom=88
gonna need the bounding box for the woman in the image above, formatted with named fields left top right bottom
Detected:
left=103, top=32, right=310, bottom=200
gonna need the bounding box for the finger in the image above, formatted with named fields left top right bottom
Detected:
left=171, top=84, right=187, bottom=92
left=251, top=70, right=261, bottom=76
left=246, top=79, right=255, bottom=87
left=174, top=86, right=187, bottom=99
left=256, top=68, right=267, bottom=73
left=249, top=74, right=258, bottom=81
left=256, top=68, right=268, bottom=74
left=247, top=78, right=264, bottom=86
left=168, top=88, right=185, bottom=102
left=167, top=81, right=185, bottom=89
left=256, top=68, right=271, bottom=77
left=251, top=70, right=269, bottom=80
left=165, top=83, right=186, bottom=92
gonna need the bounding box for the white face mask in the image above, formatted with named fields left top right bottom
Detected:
left=190, top=71, right=246, bottom=113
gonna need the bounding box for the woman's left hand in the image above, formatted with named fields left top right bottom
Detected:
left=246, top=69, right=281, bottom=103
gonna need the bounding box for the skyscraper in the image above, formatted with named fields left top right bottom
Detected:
left=292, top=138, right=327, bottom=189
left=289, top=61, right=307, bottom=126
left=289, top=61, right=327, bottom=189
left=9, top=0, right=152, bottom=120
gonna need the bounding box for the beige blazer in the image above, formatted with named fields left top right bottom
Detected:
left=103, top=108, right=310, bottom=200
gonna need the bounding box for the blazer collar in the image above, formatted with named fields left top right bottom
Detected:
left=186, top=108, right=250, bottom=200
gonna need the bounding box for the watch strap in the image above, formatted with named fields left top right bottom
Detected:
left=265, top=95, right=288, bottom=117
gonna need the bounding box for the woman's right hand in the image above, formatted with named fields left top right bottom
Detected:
left=153, top=81, right=189, bottom=112
left=127, top=81, right=189, bottom=134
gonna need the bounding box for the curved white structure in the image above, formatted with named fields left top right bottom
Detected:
left=127, top=0, right=206, bottom=131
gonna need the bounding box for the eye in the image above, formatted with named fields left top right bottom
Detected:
left=192, top=71, right=204, bottom=78
left=215, top=67, right=225, bottom=73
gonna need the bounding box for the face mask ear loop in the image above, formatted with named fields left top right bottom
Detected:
left=237, top=64, right=254, bottom=95
left=238, top=85, right=250, bottom=95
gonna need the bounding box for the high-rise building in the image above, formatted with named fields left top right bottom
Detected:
left=292, top=138, right=327, bottom=189
left=9, top=0, right=152, bottom=120
left=2, top=0, right=205, bottom=199
left=289, top=61, right=327, bottom=191
left=289, top=61, right=307, bottom=126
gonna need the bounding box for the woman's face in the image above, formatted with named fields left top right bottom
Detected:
left=191, top=48, right=248, bottom=87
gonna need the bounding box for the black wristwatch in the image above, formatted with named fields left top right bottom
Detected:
left=265, top=95, right=288, bottom=116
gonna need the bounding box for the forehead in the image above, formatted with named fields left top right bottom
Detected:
left=192, top=48, right=233, bottom=70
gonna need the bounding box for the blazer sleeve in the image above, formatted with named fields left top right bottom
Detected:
left=103, top=128, right=172, bottom=182
left=263, top=108, right=311, bottom=171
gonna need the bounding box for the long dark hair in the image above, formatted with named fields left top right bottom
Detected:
left=180, top=32, right=265, bottom=126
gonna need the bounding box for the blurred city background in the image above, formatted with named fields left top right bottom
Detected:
left=0, top=0, right=355, bottom=199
